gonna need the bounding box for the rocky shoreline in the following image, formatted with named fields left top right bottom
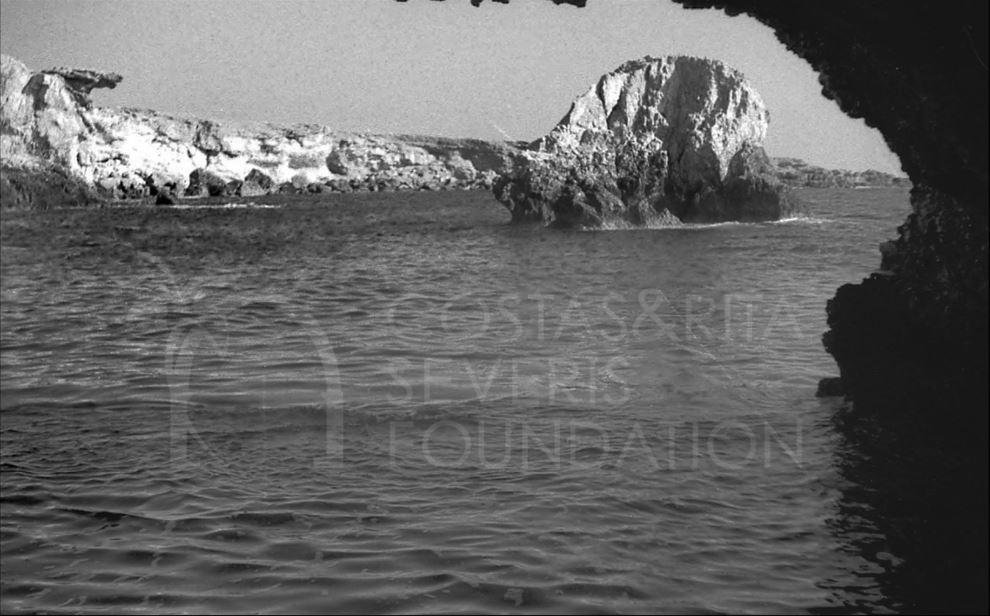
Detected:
left=1, top=54, right=524, bottom=205
left=2, top=53, right=906, bottom=215
left=773, top=157, right=908, bottom=189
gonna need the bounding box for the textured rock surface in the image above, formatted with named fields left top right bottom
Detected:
left=41, top=66, right=122, bottom=105
left=493, top=56, right=794, bottom=227
left=0, top=55, right=520, bottom=200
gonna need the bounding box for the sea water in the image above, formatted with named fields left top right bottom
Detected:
left=1, top=188, right=915, bottom=613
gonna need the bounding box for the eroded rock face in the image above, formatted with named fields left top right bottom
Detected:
left=493, top=56, right=794, bottom=227
left=41, top=66, right=122, bottom=106
left=0, top=55, right=519, bottom=199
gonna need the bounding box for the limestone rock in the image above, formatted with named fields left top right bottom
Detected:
left=41, top=66, right=122, bottom=106
left=0, top=54, right=521, bottom=201
left=493, top=56, right=795, bottom=227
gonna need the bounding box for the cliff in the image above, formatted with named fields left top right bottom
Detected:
left=0, top=55, right=521, bottom=200
left=492, top=56, right=795, bottom=227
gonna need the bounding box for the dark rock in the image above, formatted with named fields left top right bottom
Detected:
left=244, top=168, right=274, bottom=189
left=144, top=174, right=180, bottom=197
left=0, top=165, right=100, bottom=209
left=95, top=175, right=147, bottom=199
left=326, top=178, right=351, bottom=193
left=240, top=168, right=274, bottom=196
left=154, top=190, right=176, bottom=205
left=185, top=168, right=229, bottom=197
left=816, top=377, right=845, bottom=397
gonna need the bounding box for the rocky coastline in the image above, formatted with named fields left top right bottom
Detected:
left=2, top=53, right=904, bottom=215
left=0, top=54, right=524, bottom=205
left=773, top=157, right=908, bottom=189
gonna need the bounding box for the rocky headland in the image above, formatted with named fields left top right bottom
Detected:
left=0, top=54, right=523, bottom=205
left=492, top=56, right=795, bottom=227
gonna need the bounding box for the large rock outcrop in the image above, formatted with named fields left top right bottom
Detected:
left=493, top=56, right=794, bottom=227
left=0, top=55, right=520, bottom=200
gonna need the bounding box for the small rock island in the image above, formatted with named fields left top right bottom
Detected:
left=492, top=56, right=795, bottom=227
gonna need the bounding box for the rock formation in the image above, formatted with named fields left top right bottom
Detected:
left=0, top=55, right=521, bottom=200
left=492, top=56, right=795, bottom=227
left=41, top=66, right=122, bottom=107
left=1, top=52, right=899, bottom=212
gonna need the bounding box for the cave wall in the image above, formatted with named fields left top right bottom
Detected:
left=668, top=1, right=988, bottom=415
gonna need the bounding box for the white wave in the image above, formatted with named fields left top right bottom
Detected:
left=584, top=214, right=830, bottom=231
left=168, top=202, right=280, bottom=210
left=769, top=215, right=830, bottom=225
left=585, top=219, right=684, bottom=231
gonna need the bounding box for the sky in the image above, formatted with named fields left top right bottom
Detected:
left=0, top=0, right=903, bottom=174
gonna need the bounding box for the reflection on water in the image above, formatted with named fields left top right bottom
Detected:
left=5, top=188, right=982, bottom=613
left=826, top=401, right=988, bottom=613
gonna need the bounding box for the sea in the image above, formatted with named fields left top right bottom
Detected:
left=1, top=187, right=925, bottom=613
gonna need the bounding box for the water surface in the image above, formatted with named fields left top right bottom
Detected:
left=1, top=188, right=915, bottom=613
